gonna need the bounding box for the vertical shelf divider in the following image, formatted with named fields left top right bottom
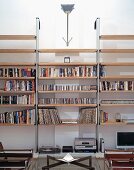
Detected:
left=95, top=18, right=100, bottom=152
left=35, top=17, right=40, bottom=152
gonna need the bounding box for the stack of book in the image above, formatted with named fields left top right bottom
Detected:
left=78, top=108, right=96, bottom=124
left=39, top=109, right=62, bottom=125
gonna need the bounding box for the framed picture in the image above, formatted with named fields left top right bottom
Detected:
left=64, top=57, right=70, bottom=63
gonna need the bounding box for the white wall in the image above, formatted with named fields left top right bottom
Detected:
left=0, top=0, right=134, bottom=150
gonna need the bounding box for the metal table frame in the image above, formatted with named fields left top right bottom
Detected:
left=42, top=155, right=95, bottom=170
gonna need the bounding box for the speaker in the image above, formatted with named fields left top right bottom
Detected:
left=100, top=138, right=105, bottom=153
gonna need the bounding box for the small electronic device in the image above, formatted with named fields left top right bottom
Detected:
left=62, top=146, right=73, bottom=153
left=74, top=138, right=97, bottom=152
left=116, top=132, right=134, bottom=149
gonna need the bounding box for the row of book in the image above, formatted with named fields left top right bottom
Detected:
left=0, top=95, right=34, bottom=104
left=0, top=68, right=36, bottom=77
left=38, top=84, right=97, bottom=91
left=39, top=66, right=97, bottom=77
left=78, top=108, right=97, bottom=124
left=100, top=110, right=108, bottom=123
left=38, top=109, right=61, bottom=125
left=101, top=100, right=134, bottom=104
left=39, top=98, right=96, bottom=105
left=0, top=109, right=35, bottom=124
left=4, top=80, right=35, bottom=91
left=100, top=81, right=134, bottom=91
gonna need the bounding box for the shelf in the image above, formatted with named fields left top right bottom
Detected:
left=100, top=35, right=134, bottom=40
left=39, top=62, right=97, bottom=66
left=100, top=62, right=134, bottom=66
left=39, top=49, right=96, bottom=53
left=0, top=123, right=34, bottom=126
left=100, top=90, right=134, bottom=93
left=0, top=91, right=35, bottom=94
left=101, top=76, right=134, bottom=80
left=100, top=121, right=125, bottom=125
left=0, top=77, right=35, bottom=80
left=0, top=49, right=36, bottom=53
left=100, top=104, right=134, bottom=107
left=39, top=123, right=96, bottom=126
left=0, top=35, right=36, bottom=40
left=38, top=104, right=97, bottom=107
left=0, top=62, right=35, bottom=66
left=100, top=49, right=134, bottom=53
left=38, top=90, right=97, bottom=93
left=39, top=77, right=97, bottom=80
left=0, top=104, right=35, bottom=108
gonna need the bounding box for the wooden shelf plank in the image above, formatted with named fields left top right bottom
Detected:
left=101, top=76, right=134, bottom=79
left=100, top=49, right=134, bottom=53
left=100, top=62, right=134, bottom=66
left=100, top=122, right=125, bottom=125
left=39, top=77, right=97, bottom=80
left=0, top=62, right=35, bottom=66
left=39, top=62, right=97, bottom=66
left=100, top=90, right=134, bottom=93
left=0, top=123, right=34, bottom=126
left=0, top=49, right=36, bottom=53
left=0, top=91, right=35, bottom=94
left=38, top=104, right=97, bottom=107
left=39, top=49, right=96, bottom=53
left=0, top=77, right=35, bottom=80
left=0, top=35, right=36, bottom=40
left=100, top=35, right=134, bottom=40
left=38, top=90, right=97, bottom=93
left=39, top=123, right=96, bottom=126
left=100, top=104, right=134, bottom=107
left=0, top=104, right=35, bottom=107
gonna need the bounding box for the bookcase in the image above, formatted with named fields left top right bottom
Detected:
left=37, top=49, right=99, bottom=150
left=0, top=18, right=40, bottom=150
left=0, top=18, right=134, bottom=153
left=95, top=18, right=134, bottom=149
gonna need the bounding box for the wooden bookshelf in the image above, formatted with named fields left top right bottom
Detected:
left=39, top=49, right=96, bottom=53
left=100, top=35, right=134, bottom=40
